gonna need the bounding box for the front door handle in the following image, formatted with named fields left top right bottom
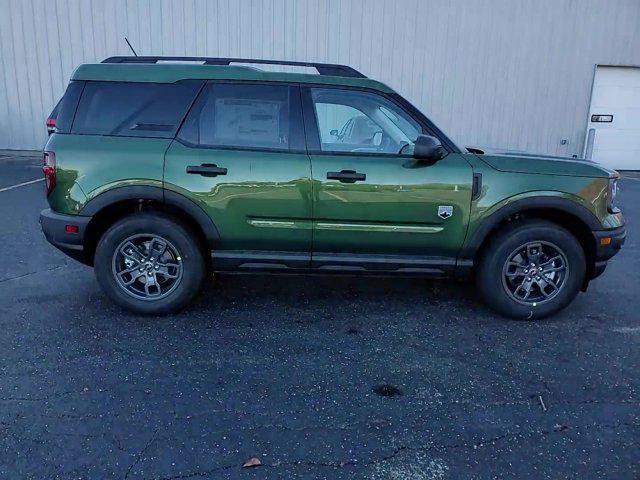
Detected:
left=186, top=164, right=228, bottom=177
left=327, top=170, right=366, bottom=183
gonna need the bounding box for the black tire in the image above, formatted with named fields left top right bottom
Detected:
left=476, top=219, right=586, bottom=320
left=94, top=213, right=206, bottom=315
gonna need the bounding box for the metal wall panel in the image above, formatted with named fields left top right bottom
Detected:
left=0, top=0, right=639, bottom=153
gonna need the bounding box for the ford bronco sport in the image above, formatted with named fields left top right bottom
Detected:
left=40, top=56, right=626, bottom=318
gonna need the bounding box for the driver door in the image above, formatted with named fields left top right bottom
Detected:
left=302, top=86, right=473, bottom=270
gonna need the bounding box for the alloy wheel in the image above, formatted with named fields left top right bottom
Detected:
left=501, top=240, right=569, bottom=306
left=111, top=234, right=183, bottom=301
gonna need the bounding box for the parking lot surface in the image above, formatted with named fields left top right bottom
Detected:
left=0, top=155, right=638, bottom=479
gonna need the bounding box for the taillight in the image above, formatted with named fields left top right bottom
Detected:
left=46, top=118, right=56, bottom=134
left=43, top=151, right=56, bottom=195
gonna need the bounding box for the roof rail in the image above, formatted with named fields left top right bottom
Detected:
left=101, top=56, right=366, bottom=78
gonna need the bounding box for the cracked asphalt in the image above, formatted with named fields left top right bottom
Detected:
left=0, top=155, right=638, bottom=479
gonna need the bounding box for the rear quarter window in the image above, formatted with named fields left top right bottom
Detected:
left=71, top=80, right=203, bottom=138
left=53, top=81, right=84, bottom=133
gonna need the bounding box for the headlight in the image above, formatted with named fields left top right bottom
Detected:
left=607, top=176, right=619, bottom=213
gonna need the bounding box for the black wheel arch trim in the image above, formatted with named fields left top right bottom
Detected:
left=79, top=185, right=220, bottom=246
left=80, top=185, right=163, bottom=215
left=460, top=196, right=602, bottom=260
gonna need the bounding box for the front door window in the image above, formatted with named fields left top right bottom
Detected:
left=311, top=88, right=422, bottom=154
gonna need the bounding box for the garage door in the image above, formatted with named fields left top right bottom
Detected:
left=584, top=66, right=640, bottom=170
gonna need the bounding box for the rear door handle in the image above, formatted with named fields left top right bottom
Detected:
left=327, top=170, right=366, bottom=183
left=186, top=164, right=228, bottom=177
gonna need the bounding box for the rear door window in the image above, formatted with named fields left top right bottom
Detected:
left=72, top=80, right=203, bottom=138
left=178, top=82, right=304, bottom=151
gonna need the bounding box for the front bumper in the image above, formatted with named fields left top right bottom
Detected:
left=590, top=225, right=626, bottom=279
left=40, top=208, right=92, bottom=264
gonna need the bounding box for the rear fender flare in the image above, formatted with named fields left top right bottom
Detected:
left=80, top=185, right=220, bottom=246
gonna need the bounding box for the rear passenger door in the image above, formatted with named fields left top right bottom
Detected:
left=164, top=82, right=313, bottom=269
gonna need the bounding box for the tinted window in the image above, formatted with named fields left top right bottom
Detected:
left=72, top=80, right=203, bottom=138
left=178, top=83, right=303, bottom=151
left=311, top=88, right=422, bottom=154
left=54, top=81, right=84, bottom=133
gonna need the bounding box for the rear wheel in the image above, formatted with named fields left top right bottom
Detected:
left=94, top=213, right=206, bottom=315
left=476, top=219, right=586, bottom=319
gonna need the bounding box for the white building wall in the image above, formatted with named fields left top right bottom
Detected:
left=0, top=0, right=639, bottom=153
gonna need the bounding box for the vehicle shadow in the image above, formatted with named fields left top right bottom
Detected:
left=178, top=273, right=488, bottom=327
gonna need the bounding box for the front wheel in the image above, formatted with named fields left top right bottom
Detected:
left=94, top=213, right=206, bottom=315
left=476, top=219, right=586, bottom=319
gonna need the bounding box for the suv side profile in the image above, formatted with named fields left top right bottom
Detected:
left=40, top=56, right=626, bottom=319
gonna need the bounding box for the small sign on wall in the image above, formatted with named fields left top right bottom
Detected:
left=591, top=114, right=613, bottom=123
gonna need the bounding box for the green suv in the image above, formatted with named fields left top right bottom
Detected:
left=40, top=56, right=626, bottom=318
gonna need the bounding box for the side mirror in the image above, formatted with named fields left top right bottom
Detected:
left=413, top=135, right=446, bottom=163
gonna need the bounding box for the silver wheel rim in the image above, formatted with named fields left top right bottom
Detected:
left=111, top=234, right=184, bottom=301
left=501, top=240, right=569, bottom=306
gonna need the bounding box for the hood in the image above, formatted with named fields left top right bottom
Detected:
left=467, top=147, right=615, bottom=178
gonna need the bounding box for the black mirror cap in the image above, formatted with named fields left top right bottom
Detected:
left=413, top=135, right=447, bottom=163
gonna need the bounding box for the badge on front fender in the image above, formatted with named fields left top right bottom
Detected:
left=438, top=206, right=453, bottom=219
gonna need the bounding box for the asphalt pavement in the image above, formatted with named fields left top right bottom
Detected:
left=0, top=155, right=638, bottom=479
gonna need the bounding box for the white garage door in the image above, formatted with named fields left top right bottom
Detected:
left=585, top=66, right=640, bottom=170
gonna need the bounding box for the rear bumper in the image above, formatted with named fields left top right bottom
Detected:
left=590, top=225, right=626, bottom=279
left=40, top=208, right=92, bottom=264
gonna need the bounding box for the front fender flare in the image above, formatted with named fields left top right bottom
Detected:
left=459, top=195, right=601, bottom=261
